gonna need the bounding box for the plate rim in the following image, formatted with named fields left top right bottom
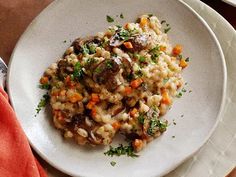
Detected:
left=6, top=0, right=227, bottom=176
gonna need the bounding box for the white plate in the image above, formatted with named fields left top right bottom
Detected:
left=222, top=0, right=236, bottom=7
left=7, top=0, right=226, bottom=177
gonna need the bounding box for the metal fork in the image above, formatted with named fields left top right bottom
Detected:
left=0, top=57, right=7, bottom=90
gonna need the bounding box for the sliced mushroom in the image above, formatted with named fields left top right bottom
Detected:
left=57, top=59, right=74, bottom=79
left=108, top=103, right=125, bottom=116
left=92, top=59, right=120, bottom=91
left=124, top=34, right=149, bottom=52
left=121, top=58, right=132, bottom=78
left=72, top=36, right=102, bottom=54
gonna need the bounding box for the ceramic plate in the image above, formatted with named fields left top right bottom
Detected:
left=7, top=0, right=226, bottom=176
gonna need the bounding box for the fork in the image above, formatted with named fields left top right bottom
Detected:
left=0, top=57, right=7, bottom=90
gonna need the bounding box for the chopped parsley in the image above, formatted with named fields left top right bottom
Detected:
left=176, top=92, right=183, bottom=98
left=106, top=15, right=114, bottom=23
left=85, top=58, right=98, bottom=66
left=73, top=62, right=83, bottom=80
left=110, top=161, right=116, bottom=166
left=39, top=83, right=50, bottom=90
left=161, top=20, right=166, bottom=24
left=172, top=135, right=175, bottom=138
left=81, top=45, right=90, bottom=55
left=182, top=88, right=187, bottom=93
left=120, top=13, right=124, bottom=19
left=147, top=119, right=167, bottom=135
left=161, top=20, right=171, bottom=33
left=163, top=78, right=169, bottom=85
left=63, top=40, right=67, bottom=43
left=35, top=93, right=50, bottom=115
left=164, top=27, right=171, bottom=33
left=104, top=144, right=138, bottom=158
left=189, top=90, right=192, bottom=93
left=106, top=60, right=113, bottom=69
left=150, top=46, right=161, bottom=63
left=138, top=114, right=145, bottom=124
left=148, top=14, right=153, bottom=17
left=139, top=56, right=146, bottom=63
left=185, top=57, right=190, bottom=62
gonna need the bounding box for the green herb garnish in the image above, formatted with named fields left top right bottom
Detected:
left=161, top=20, right=166, bottom=24
left=172, top=136, right=175, bottom=138
left=120, top=13, right=124, bottom=19
left=104, top=144, right=138, bottom=158
left=139, top=56, right=146, bottom=63
left=110, top=161, right=116, bottom=166
left=185, top=57, right=190, bottom=62
left=150, top=46, right=160, bottom=63
left=81, top=45, right=90, bottom=55
left=39, top=83, right=50, bottom=90
left=138, top=114, right=145, bottom=124
left=73, top=62, right=83, bottom=80
left=164, top=27, right=171, bottom=33
left=147, top=119, right=167, bottom=135
left=163, top=78, right=169, bottom=85
left=106, top=60, right=113, bottom=69
left=35, top=93, right=50, bottom=115
left=106, top=15, right=114, bottom=23
left=176, top=92, right=183, bottom=98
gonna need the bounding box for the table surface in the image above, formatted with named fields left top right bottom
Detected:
left=0, top=0, right=235, bottom=176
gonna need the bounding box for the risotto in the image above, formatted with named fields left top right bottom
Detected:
left=39, top=14, right=188, bottom=152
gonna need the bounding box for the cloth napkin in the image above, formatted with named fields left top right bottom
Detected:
left=0, top=87, right=47, bottom=177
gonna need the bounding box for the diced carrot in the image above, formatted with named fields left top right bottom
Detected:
left=130, top=78, right=143, bottom=89
left=140, top=17, right=148, bottom=27
left=132, top=139, right=143, bottom=152
left=123, top=42, right=133, bottom=49
left=59, top=89, right=66, bottom=96
left=86, top=101, right=96, bottom=109
left=124, top=86, right=132, bottom=95
left=69, top=93, right=83, bottom=103
left=112, top=121, right=121, bottom=130
left=65, top=75, right=71, bottom=83
left=160, top=45, right=166, bottom=52
left=91, top=93, right=100, bottom=103
left=40, top=76, right=49, bottom=84
left=161, top=90, right=172, bottom=105
left=130, top=108, right=138, bottom=117
left=124, top=23, right=129, bottom=29
left=179, top=59, right=188, bottom=68
left=91, top=107, right=97, bottom=118
left=172, top=44, right=182, bottom=56
left=51, top=90, right=60, bottom=96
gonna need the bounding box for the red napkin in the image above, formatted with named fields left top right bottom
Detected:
left=0, top=87, right=47, bottom=177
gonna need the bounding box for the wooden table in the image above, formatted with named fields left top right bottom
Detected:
left=0, top=0, right=235, bottom=176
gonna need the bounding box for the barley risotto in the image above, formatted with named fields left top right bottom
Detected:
left=39, top=14, right=188, bottom=152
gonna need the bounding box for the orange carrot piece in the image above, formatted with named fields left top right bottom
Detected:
left=91, top=93, right=100, bottom=103
left=130, top=78, right=143, bottom=89
left=86, top=101, right=96, bottom=109
left=172, top=44, right=182, bottom=56
left=123, top=42, right=133, bottom=49
left=161, top=91, right=172, bottom=105
left=160, top=45, right=166, bottom=52
left=91, top=107, right=97, bottom=118
left=40, top=76, right=49, bottom=84
left=179, top=59, right=188, bottom=68
left=132, top=139, right=143, bottom=151
left=112, top=121, right=121, bottom=130
left=69, top=93, right=83, bottom=103
left=124, top=86, right=132, bottom=95
left=140, top=17, right=148, bottom=27
left=130, top=108, right=138, bottom=117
